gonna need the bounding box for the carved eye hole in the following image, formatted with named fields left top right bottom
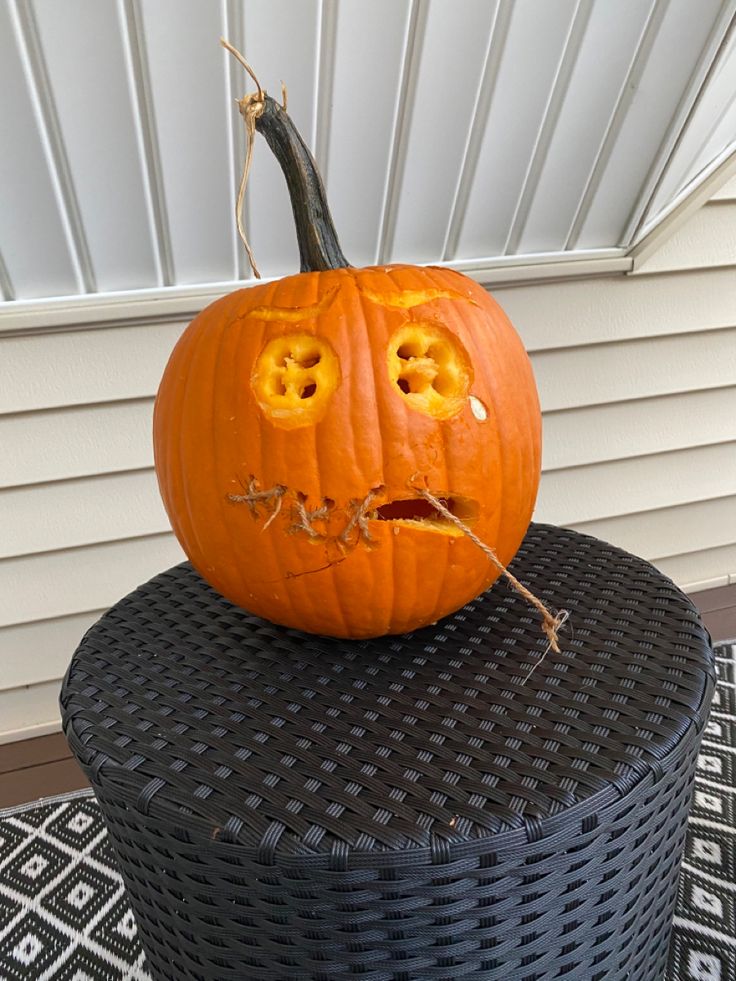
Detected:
left=388, top=323, right=472, bottom=419
left=252, top=333, right=340, bottom=429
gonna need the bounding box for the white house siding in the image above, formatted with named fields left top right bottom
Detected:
left=1, top=190, right=734, bottom=742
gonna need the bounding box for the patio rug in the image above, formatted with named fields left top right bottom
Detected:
left=1, top=640, right=734, bottom=981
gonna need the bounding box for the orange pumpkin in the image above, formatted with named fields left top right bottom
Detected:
left=153, top=90, right=541, bottom=639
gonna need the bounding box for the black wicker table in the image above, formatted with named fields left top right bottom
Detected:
left=60, top=524, right=715, bottom=981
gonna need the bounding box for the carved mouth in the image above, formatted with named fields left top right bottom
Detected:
left=371, top=496, right=478, bottom=535
left=229, top=476, right=479, bottom=544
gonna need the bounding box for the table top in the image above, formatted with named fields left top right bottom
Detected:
left=61, top=524, right=714, bottom=857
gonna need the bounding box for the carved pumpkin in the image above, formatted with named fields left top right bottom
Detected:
left=153, top=89, right=541, bottom=639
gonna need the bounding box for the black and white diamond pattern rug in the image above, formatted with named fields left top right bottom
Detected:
left=0, top=787, right=147, bottom=980
left=1, top=641, right=735, bottom=980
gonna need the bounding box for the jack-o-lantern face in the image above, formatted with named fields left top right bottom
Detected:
left=154, top=80, right=540, bottom=639
left=154, top=263, right=541, bottom=638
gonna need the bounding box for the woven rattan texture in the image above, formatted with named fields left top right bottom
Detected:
left=61, top=524, right=715, bottom=980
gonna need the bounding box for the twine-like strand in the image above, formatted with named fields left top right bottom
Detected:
left=290, top=496, right=332, bottom=540
left=415, top=486, right=567, bottom=654
left=339, top=488, right=380, bottom=549
left=289, top=489, right=379, bottom=550
left=518, top=610, right=570, bottom=686
left=232, top=481, right=379, bottom=550
left=221, top=38, right=266, bottom=279
left=228, top=478, right=286, bottom=530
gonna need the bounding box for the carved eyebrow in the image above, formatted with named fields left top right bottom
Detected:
left=357, top=285, right=478, bottom=309
left=246, top=287, right=338, bottom=321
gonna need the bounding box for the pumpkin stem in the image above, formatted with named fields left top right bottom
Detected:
left=223, top=39, right=349, bottom=274
left=254, top=94, right=350, bottom=273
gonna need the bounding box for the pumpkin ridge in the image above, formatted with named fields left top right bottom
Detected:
left=435, top=269, right=522, bottom=591
left=179, top=318, right=225, bottom=582
left=466, top=296, right=509, bottom=569
left=199, top=318, right=236, bottom=588
left=239, top=290, right=296, bottom=621
left=483, top=296, right=536, bottom=566
left=210, top=314, right=237, bottom=597
left=153, top=322, right=196, bottom=537
left=310, top=399, right=350, bottom=638
left=384, top=267, right=449, bottom=627
left=382, top=267, right=426, bottom=627
left=353, top=274, right=393, bottom=633
left=410, top=270, right=457, bottom=619
left=269, top=275, right=322, bottom=625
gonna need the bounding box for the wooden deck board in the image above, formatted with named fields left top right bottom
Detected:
left=0, top=756, right=88, bottom=809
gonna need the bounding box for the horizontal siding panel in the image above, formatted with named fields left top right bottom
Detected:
left=634, top=201, right=736, bottom=274
left=656, top=544, right=736, bottom=593
left=0, top=680, right=63, bottom=742
left=0, top=470, right=169, bottom=559
left=0, top=533, right=184, bottom=628
left=0, top=321, right=184, bottom=414
left=496, top=266, right=736, bottom=351
left=536, top=442, right=736, bottom=526
left=572, top=495, right=736, bottom=564
left=0, top=610, right=102, bottom=691
left=542, top=387, right=736, bottom=471
left=532, top=327, right=736, bottom=412
left=0, top=398, right=153, bottom=488
left=686, top=575, right=730, bottom=594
